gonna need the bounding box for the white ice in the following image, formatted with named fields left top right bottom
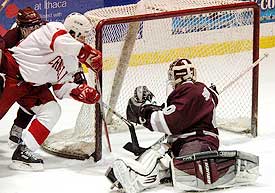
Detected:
left=0, top=47, right=274, bottom=193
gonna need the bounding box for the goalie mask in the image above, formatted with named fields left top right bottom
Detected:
left=64, top=12, right=92, bottom=43
left=168, top=58, right=197, bottom=89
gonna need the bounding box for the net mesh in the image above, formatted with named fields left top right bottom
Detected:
left=42, top=0, right=258, bottom=160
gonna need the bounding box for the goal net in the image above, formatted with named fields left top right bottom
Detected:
left=42, top=0, right=260, bottom=161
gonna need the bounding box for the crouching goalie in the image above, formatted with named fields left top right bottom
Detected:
left=106, top=58, right=259, bottom=193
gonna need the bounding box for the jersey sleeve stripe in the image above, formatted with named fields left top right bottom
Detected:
left=151, top=111, right=172, bottom=135
left=50, top=29, right=67, bottom=51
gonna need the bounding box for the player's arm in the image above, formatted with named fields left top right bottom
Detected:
left=2, top=27, right=20, bottom=49
left=53, top=81, right=100, bottom=104
left=0, top=36, right=5, bottom=97
left=0, top=35, right=5, bottom=50
left=77, top=43, right=102, bottom=73
left=53, top=31, right=102, bottom=72
left=127, top=86, right=198, bottom=135
left=48, top=24, right=102, bottom=73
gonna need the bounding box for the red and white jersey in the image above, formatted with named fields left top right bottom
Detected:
left=9, top=22, right=83, bottom=86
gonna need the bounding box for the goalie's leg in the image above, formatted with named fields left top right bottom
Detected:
left=106, top=143, right=172, bottom=193
left=171, top=150, right=259, bottom=191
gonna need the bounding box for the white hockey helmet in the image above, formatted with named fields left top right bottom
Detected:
left=168, top=58, right=197, bottom=88
left=64, top=12, right=92, bottom=42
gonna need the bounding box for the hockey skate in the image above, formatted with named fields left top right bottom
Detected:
left=8, top=124, right=23, bottom=149
left=9, top=144, right=44, bottom=171
left=105, top=167, right=123, bottom=190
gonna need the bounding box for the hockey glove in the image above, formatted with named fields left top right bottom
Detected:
left=127, top=94, right=163, bottom=125
left=73, top=71, right=87, bottom=84
left=78, top=43, right=102, bottom=73
left=139, top=104, right=163, bottom=124
left=70, top=84, right=100, bottom=104
left=134, top=86, right=156, bottom=104
left=127, top=85, right=155, bottom=124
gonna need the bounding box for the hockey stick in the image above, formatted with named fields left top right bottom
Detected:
left=219, top=53, right=269, bottom=94
left=94, top=72, right=112, bottom=153
left=102, top=102, right=168, bottom=156
left=0, top=0, right=9, bottom=13
left=101, top=102, right=146, bottom=156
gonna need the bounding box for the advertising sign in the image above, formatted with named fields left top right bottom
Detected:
left=0, top=0, right=104, bottom=36
left=253, top=0, right=275, bottom=23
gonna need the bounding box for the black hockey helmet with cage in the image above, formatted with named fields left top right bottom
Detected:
left=16, top=7, right=42, bottom=27
left=168, top=58, right=197, bottom=88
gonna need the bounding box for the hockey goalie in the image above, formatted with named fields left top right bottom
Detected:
left=106, top=58, right=259, bottom=193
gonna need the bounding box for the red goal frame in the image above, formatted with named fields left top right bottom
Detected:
left=92, top=2, right=260, bottom=161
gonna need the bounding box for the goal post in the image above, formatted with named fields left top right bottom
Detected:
left=42, top=0, right=260, bottom=161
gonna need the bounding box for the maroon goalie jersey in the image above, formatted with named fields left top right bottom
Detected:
left=149, top=81, right=219, bottom=136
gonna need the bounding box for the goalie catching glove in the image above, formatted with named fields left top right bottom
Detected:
left=127, top=86, right=162, bottom=124
left=78, top=43, right=102, bottom=73
left=134, top=86, right=156, bottom=104
left=70, top=84, right=100, bottom=104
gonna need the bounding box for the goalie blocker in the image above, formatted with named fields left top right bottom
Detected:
left=172, top=150, right=259, bottom=191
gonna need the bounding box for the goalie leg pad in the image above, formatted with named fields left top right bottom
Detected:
left=171, top=150, right=259, bottom=191
left=112, top=159, right=144, bottom=193
left=108, top=145, right=172, bottom=193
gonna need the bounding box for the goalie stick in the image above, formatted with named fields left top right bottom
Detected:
left=102, top=102, right=146, bottom=156
left=220, top=53, right=269, bottom=94
left=102, top=102, right=167, bottom=156
left=95, top=73, right=112, bottom=153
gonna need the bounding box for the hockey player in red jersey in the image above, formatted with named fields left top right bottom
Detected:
left=0, top=12, right=101, bottom=171
left=106, top=58, right=259, bottom=192
left=0, top=7, right=45, bottom=149
left=1, top=7, right=43, bottom=50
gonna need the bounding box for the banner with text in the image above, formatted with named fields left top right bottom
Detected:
left=249, top=0, right=275, bottom=23
left=0, top=0, right=104, bottom=36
